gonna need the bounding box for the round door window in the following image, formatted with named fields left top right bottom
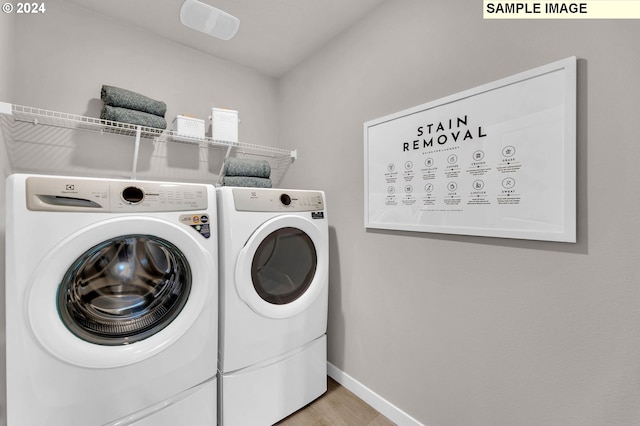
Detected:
left=251, top=227, right=317, bottom=305
left=57, top=234, right=192, bottom=346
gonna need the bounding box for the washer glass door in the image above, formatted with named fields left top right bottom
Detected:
left=28, top=216, right=213, bottom=369
left=58, top=234, right=191, bottom=346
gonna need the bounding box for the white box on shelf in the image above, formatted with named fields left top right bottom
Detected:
left=211, top=108, right=238, bottom=142
left=173, top=115, right=205, bottom=139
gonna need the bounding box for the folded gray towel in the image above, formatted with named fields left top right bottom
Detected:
left=222, top=176, right=273, bottom=188
left=101, top=105, right=167, bottom=129
left=223, top=157, right=271, bottom=178
left=101, top=85, right=167, bottom=117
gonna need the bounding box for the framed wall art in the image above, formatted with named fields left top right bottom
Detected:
left=364, top=57, right=576, bottom=242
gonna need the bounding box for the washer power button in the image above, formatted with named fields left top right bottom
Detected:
left=280, top=193, right=292, bottom=206
left=122, top=186, right=144, bottom=204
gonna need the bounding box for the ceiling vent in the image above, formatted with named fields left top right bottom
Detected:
left=180, top=0, right=240, bottom=41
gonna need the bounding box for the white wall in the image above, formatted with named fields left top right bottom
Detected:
left=12, top=1, right=278, bottom=145
left=279, top=1, right=640, bottom=425
left=0, top=11, right=13, bottom=103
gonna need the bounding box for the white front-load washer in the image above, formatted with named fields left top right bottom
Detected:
left=216, top=187, right=328, bottom=426
left=5, top=174, right=218, bottom=426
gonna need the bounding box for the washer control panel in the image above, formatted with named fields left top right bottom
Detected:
left=26, top=176, right=208, bottom=212
left=232, top=187, right=324, bottom=212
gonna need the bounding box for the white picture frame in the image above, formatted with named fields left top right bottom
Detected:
left=364, top=57, right=576, bottom=242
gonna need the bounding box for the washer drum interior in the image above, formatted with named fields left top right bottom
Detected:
left=57, top=234, right=192, bottom=346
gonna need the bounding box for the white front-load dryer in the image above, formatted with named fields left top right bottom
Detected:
left=216, top=187, right=329, bottom=426
left=5, top=174, right=218, bottom=426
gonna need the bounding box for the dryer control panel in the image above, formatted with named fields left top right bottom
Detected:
left=232, top=188, right=324, bottom=212
left=26, top=176, right=208, bottom=212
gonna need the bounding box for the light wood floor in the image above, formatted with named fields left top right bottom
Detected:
left=276, top=378, right=396, bottom=426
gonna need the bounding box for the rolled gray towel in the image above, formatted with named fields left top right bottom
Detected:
left=223, top=157, right=271, bottom=178
left=222, top=176, right=273, bottom=188
left=101, top=105, right=167, bottom=129
left=101, top=85, right=167, bottom=117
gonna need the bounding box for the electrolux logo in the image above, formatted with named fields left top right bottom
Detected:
left=62, top=183, right=78, bottom=194
left=402, top=114, right=487, bottom=152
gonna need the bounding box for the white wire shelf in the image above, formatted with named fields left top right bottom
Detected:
left=0, top=102, right=296, bottom=186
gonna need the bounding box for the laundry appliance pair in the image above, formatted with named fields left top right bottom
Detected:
left=5, top=174, right=329, bottom=426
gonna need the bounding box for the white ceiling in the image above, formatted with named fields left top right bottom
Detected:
left=61, top=0, right=386, bottom=78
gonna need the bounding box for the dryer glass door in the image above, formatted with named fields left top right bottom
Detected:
left=236, top=214, right=327, bottom=319
left=57, top=234, right=192, bottom=346
left=251, top=227, right=317, bottom=305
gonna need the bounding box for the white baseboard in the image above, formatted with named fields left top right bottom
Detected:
left=326, top=362, right=423, bottom=426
